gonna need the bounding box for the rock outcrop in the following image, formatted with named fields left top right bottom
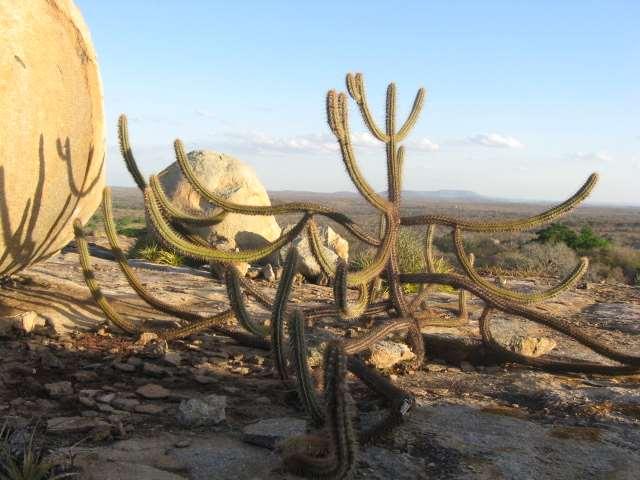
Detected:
left=157, top=150, right=281, bottom=263
left=0, top=0, right=105, bottom=276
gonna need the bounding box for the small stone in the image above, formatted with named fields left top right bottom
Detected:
left=113, top=361, right=136, bottom=373
left=0, top=311, right=46, bottom=335
left=97, top=403, right=114, bottom=413
left=368, top=341, right=416, bottom=369
left=163, top=351, right=182, bottom=367
left=177, top=394, right=226, bottom=427
left=111, top=398, right=140, bottom=412
left=142, top=362, right=168, bottom=376
left=78, top=396, right=96, bottom=408
left=174, top=439, right=191, bottom=448
left=460, top=361, right=475, bottom=372
left=96, top=393, right=116, bottom=404
left=126, top=356, right=143, bottom=367
left=44, top=381, right=73, bottom=398
left=194, top=375, right=216, bottom=385
left=47, top=416, right=109, bottom=434
left=262, top=264, right=276, bottom=282
left=255, top=396, right=271, bottom=405
left=140, top=339, right=169, bottom=359
left=79, top=389, right=100, bottom=398
left=134, top=403, right=168, bottom=415
left=134, top=332, right=159, bottom=346
left=242, top=417, right=307, bottom=449
left=72, top=371, right=98, bottom=382
left=508, top=336, right=557, bottom=358
left=136, top=383, right=171, bottom=400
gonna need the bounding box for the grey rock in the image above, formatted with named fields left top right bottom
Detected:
left=177, top=395, right=226, bottom=427
left=47, top=416, right=110, bottom=434
left=262, top=263, right=276, bottom=282
left=242, top=416, right=307, bottom=449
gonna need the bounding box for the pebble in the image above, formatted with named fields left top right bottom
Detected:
left=44, top=381, right=73, bottom=398
left=136, top=383, right=171, bottom=400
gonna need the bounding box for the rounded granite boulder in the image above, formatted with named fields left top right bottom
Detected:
left=0, top=0, right=105, bottom=276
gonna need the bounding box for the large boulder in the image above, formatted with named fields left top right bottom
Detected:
left=0, top=0, right=105, bottom=276
left=157, top=150, right=281, bottom=259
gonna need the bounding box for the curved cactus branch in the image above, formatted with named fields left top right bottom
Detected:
left=399, top=272, right=640, bottom=368
left=333, top=260, right=370, bottom=320
left=453, top=227, right=589, bottom=304
left=401, top=173, right=599, bottom=231
left=145, top=185, right=311, bottom=263
left=149, top=174, right=227, bottom=226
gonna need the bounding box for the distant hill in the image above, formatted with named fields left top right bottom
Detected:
left=270, top=189, right=492, bottom=202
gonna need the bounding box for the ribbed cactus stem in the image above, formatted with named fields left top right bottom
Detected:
left=117, top=114, right=147, bottom=191
left=283, top=341, right=357, bottom=479
left=225, top=265, right=269, bottom=337
left=401, top=174, right=599, bottom=230
left=453, top=227, right=588, bottom=304
left=289, top=309, right=325, bottom=426
left=271, top=247, right=299, bottom=381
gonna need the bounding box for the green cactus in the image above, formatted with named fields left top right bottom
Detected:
left=72, top=73, right=640, bottom=477
left=283, top=341, right=357, bottom=479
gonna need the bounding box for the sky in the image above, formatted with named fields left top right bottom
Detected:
left=77, top=0, right=640, bottom=205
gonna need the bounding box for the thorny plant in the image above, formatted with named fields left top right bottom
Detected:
left=73, top=73, right=640, bottom=479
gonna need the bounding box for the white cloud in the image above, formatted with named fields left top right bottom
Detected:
left=214, top=131, right=439, bottom=155
left=467, top=133, right=524, bottom=149
left=407, top=137, right=440, bottom=152
left=567, top=151, right=613, bottom=164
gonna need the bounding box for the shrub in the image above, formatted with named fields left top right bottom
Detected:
left=494, top=242, right=578, bottom=276
left=535, top=223, right=610, bottom=251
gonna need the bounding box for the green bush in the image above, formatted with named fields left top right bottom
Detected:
left=535, top=223, right=610, bottom=251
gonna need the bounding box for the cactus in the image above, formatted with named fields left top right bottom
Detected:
left=74, top=72, right=640, bottom=477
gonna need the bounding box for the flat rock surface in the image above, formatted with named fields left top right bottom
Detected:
left=1, top=249, right=639, bottom=479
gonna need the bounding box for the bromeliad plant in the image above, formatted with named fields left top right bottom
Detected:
left=74, top=73, right=640, bottom=478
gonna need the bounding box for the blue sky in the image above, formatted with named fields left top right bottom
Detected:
left=77, top=0, right=639, bottom=205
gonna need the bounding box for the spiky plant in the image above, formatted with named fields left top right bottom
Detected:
left=73, top=72, right=640, bottom=478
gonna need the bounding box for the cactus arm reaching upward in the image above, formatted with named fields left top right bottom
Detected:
left=117, top=115, right=147, bottom=191
left=327, top=90, right=391, bottom=212
left=346, top=72, right=389, bottom=142
left=271, top=248, right=299, bottom=381
left=289, top=309, right=326, bottom=427
left=396, top=88, right=426, bottom=142
left=225, top=265, right=270, bottom=337
left=73, top=219, right=141, bottom=335
left=401, top=173, right=599, bottom=231
left=283, top=341, right=357, bottom=479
